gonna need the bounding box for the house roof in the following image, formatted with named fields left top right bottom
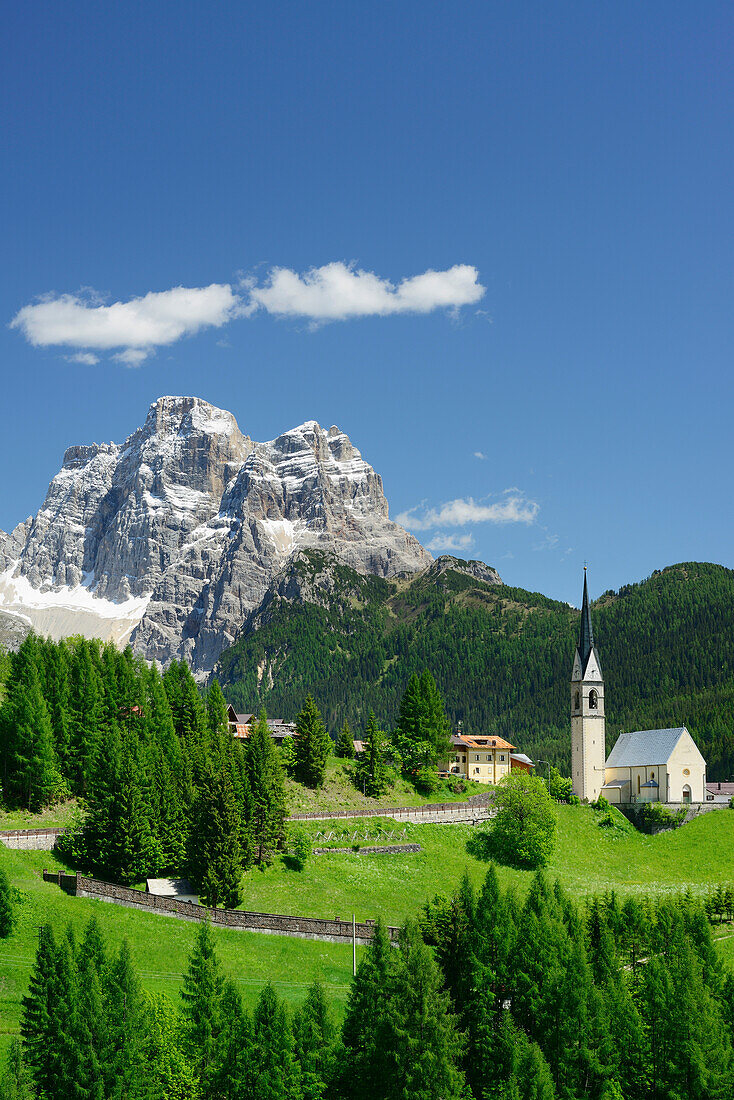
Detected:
left=455, top=733, right=516, bottom=751
left=510, top=753, right=534, bottom=766
left=605, top=727, right=696, bottom=769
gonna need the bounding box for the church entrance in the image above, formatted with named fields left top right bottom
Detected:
left=682, top=785, right=691, bottom=804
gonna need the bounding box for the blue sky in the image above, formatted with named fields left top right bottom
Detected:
left=1, top=1, right=732, bottom=606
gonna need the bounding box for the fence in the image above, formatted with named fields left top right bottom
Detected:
left=42, top=870, right=400, bottom=945
left=0, top=827, right=66, bottom=850
left=289, top=789, right=493, bottom=821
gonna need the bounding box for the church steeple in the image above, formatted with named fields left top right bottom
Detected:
left=578, top=568, right=595, bottom=669
left=571, top=568, right=606, bottom=801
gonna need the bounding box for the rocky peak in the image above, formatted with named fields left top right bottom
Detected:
left=0, top=397, right=431, bottom=672
left=429, top=556, right=503, bottom=586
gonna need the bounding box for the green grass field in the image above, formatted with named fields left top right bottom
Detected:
left=283, top=757, right=483, bottom=813
left=0, top=847, right=359, bottom=1061
left=3, top=803, right=734, bottom=1060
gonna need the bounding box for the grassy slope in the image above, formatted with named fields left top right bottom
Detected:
left=0, top=800, right=81, bottom=832
left=284, top=757, right=482, bottom=813
left=0, top=847, right=358, bottom=1060
left=4, top=805, right=734, bottom=1057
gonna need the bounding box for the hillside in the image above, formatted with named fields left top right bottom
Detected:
left=4, top=803, right=734, bottom=1060
left=216, top=556, right=734, bottom=777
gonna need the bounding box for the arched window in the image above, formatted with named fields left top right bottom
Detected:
left=574, top=691, right=580, bottom=711
left=589, top=689, right=598, bottom=710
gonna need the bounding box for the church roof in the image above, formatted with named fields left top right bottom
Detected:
left=605, top=727, right=691, bottom=768
left=578, top=570, right=595, bottom=669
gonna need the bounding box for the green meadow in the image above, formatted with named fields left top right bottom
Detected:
left=3, top=803, right=734, bottom=1059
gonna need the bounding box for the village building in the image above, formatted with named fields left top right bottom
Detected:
left=571, top=570, right=708, bottom=805
left=601, top=727, right=707, bottom=805
left=444, top=733, right=522, bottom=785
left=226, top=704, right=296, bottom=742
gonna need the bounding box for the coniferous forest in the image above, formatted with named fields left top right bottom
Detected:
left=216, top=556, right=734, bottom=777
left=3, top=869, right=734, bottom=1100
left=0, top=637, right=287, bottom=905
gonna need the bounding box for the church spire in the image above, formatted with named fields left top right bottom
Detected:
left=578, top=567, right=595, bottom=668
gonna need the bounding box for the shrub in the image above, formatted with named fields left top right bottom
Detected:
left=288, top=827, right=312, bottom=871
left=414, top=765, right=439, bottom=795
left=474, top=773, right=556, bottom=869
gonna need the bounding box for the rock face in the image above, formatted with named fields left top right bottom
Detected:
left=0, top=396, right=431, bottom=670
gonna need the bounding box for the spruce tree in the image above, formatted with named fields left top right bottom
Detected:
left=244, top=711, right=287, bottom=864
left=67, top=640, right=103, bottom=797
left=104, top=940, right=146, bottom=1100
left=354, top=712, right=390, bottom=797
left=0, top=1039, right=34, bottom=1100
left=293, top=695, right=332, bottom=788
left=107, top=738, right=160, bottom=885
left=335, top=719, right=355, bottom=759
left=0, top=866, right=15, bottom=938
left=3, top=673, right=63, bottom=810
left=381, top=921, right=465, bottom=1100
left=206, top=680, right=231, bottom=764
left=340, top=918, right=398, bottom=1100
left=251, top=983, right=300, bottom=1100
left=293, top=982, right=336, bottom=1100
left=181, top=918, right=224, bottom=1095
left=188, top=766, right=243, bottom=908
left=212, top=980, right=253, bottom=1100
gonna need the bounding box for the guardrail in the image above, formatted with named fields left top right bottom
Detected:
left=288, top=790, right=492, bottom=821
left=42, top=870, right=400, bottom=945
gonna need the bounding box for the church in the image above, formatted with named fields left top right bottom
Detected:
left=570, top=570, right=707, bottom=805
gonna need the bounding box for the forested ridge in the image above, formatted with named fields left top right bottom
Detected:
left=216, top=557, right=734, bottom=778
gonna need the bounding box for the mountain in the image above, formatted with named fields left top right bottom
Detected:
left=215, top=557, right=734, bottom=780
left=0, top=396, right=430, bottom=672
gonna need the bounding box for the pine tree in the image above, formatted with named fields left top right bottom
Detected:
left=188, top=767, right=243, bottom=908
left=107, top=738, right=160, bottom=885
left=2, top=673, right=63, bottom=810
left=293, top=695, right=332, bottom=788
left=293, top=982, right=336, bottom=1100
left=0, top=1039, right=34, bottom=1100
left=393, top=673, right=433, bottom=772
left=21, top=924, right=77, bottom=1100
left=335, top=719, right=355, bottom=759
left=381, top=921, right=465, bottom=1100
left=67, top=640, right=103, bottom=797
left=354, top=712, right=391, bottom=797
left=181, top=919, right=224, bottom=1096
left=244, top=711, right=287, bottom=864
left=205, top=680, right=231, bottom=764
left=212, top=980, right=252, bottom=1100
left=251, top=983, right=300, bottom=1100
left=340, top=918, right=395, bottom=1100
left=0, top=866, right=15, bottom=938
left=104, top=940, right=146, bottom=1100
left=420, top=669, right=453, bottom=761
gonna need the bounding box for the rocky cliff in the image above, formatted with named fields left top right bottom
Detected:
left=0, top=396, right=431, bottom=671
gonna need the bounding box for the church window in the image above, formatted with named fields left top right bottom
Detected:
left=637, top=776, right=641, bottom=793
left=589, top=689, right=598, bottom=710
left=683, top=768, right=690, bottom=776
left=574, top=691, right=580, bottom=711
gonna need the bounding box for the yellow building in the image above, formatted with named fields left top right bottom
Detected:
left=444, top=733, right=518, bottom=785
left=601, top=726, right=707, bottom=804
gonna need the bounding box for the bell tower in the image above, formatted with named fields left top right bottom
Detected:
left=571, top=569, right=606, bottom=801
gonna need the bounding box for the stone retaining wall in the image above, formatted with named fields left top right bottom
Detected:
left=42, top=871, right=400, bottom=945
left=0, top=827, right=66, bottom=850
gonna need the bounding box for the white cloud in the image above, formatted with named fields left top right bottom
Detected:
left=10, top=284, right=239, bottom=363
left=11, top=262, right=484, bottom=364
left=396, top=493, right=539, bottom=531
left=426, top=532, right=476, bottom=553
left=474, top=451, right=487, bottom=460
left=66, top=351, right=99, bottom=365
left=245, top=262, right=485, bottom=321
left=113, top=348, right=150, bottom=368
